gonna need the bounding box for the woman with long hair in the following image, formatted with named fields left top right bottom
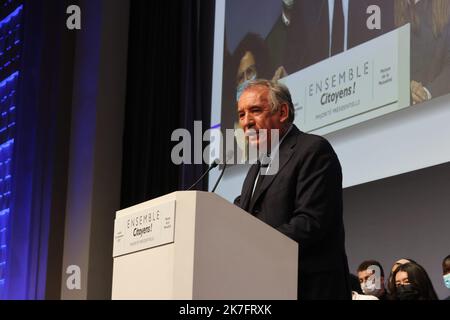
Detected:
left=387, top=258, right=417, bottom=297
left=390, top=261, right=438, bottom=300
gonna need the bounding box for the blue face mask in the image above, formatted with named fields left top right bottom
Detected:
left=236, top=74, right=256, bottom=102
left=444, top=274, right=450, bottom=289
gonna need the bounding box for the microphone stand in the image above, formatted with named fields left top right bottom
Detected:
left=187, top=161, right=218, bottom=191
left=211, top=162, right=228, bottom=193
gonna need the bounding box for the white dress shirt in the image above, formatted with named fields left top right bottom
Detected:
left=251, top=125, right=293, bottom=197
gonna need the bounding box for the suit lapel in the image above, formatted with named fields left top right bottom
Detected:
left=248, top=126, right=299, bottom=213
left=240, top=163, right=260, bottom=211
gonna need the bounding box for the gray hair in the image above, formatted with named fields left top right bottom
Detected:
left=243, top=79, right=295, bottom=123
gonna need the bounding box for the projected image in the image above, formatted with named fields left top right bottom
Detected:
left=396, top=0, right=450, bottom=105
left=219, top=0, right=450, bottom=136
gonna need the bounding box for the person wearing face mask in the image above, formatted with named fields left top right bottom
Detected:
left=236, top=50, right=258, bottom=102
left=442, top=254, right=450, bottom=300
left=232, top=34, right=273, bottom=162
left=220, top=33, right=273, bottom=163
left=232, top=33, right=272, bottom=104
left=357, top=260, right=388, bottom=300
left=349, top=273, right=378, bottom=300
left=386, top=257, right=418, bottom=298
left=391, top=261, right=438, bottom=300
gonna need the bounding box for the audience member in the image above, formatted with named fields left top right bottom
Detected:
left=350, top=273, right=378, bottom=300
left=387, top=258, right=417, bottom=296
left=442, top=254, right=450, bottom=300
left=357, top=260, right=388, bottom=300
left=391, top=261, right=438, bottom=300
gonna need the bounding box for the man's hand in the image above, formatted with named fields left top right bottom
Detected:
left=411, top=80, right=430, bottom=104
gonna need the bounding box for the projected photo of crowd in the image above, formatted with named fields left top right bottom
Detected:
left=220, top=0, right=450, bottom=136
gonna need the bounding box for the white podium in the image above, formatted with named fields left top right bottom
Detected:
left=111, top=191, right=298, bottom=300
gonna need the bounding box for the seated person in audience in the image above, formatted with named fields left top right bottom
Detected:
left=387, top=258, right=417, bottom=297
left=350, top=273, right=378, bottom=300
left=442, top=254, right=450, bottom=300
left=349, top=273, right=363, bottom=294
left=391, top=261, right=438, bottom=300
left=357, top=260, right=388, bottom=300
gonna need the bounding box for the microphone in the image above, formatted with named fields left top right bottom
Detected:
left=211, top=151, right=233, bottom=193
left=187, top=159, right=219, bottom=191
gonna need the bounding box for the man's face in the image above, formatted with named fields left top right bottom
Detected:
left=358, top=269, right=372, bottom=285
left=237, top=85, right=287, bottom=150
left=358, top=269, right=384, bottom=288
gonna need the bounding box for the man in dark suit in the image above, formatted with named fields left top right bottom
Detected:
left=234, top=79, right=351, bottom=300
left=265, top=0, right=395, bottom=78
left=265, top=0, right=329, bottom=76
left=265, top=0, right=311, bottom=77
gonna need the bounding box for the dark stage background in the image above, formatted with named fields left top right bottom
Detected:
left=120, top=0, right=215, bottom=208
left=2, top=0, right=449, bottom=300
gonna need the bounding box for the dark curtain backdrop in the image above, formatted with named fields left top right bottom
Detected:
left=10, top=0, right=76, bottom=299
left=121, top=0, right=215, bottom=208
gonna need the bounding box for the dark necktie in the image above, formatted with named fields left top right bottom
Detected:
left=251, top=159, right=269, bottom=201
left=331, top=0, right=345, bottom=56
left=241, top=161, right=261, bottom=211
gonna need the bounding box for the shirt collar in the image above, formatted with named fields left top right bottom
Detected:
left=260, top=124, right=293, bottom=166
left=282, top=11, right=291, bottom=26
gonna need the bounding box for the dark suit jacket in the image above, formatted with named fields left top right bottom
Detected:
left=264, top=0, right=396, bottom=75
left=291, top=0, right=330, bottom=70
left=265, top=1, right=315, bottom=75
left=290, top=0, right=395, bottom=68
left=234, top=125, right=350, bottom=299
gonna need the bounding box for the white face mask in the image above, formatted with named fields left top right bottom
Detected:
left=361, top=280, right=383, bottom=296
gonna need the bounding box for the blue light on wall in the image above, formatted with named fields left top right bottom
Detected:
left=0, top=1, right=22, bottom=299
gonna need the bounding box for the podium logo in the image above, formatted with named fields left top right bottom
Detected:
left=66, top=5, right=81, bottom=30
left=66, top=265, right=81, bottom=290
